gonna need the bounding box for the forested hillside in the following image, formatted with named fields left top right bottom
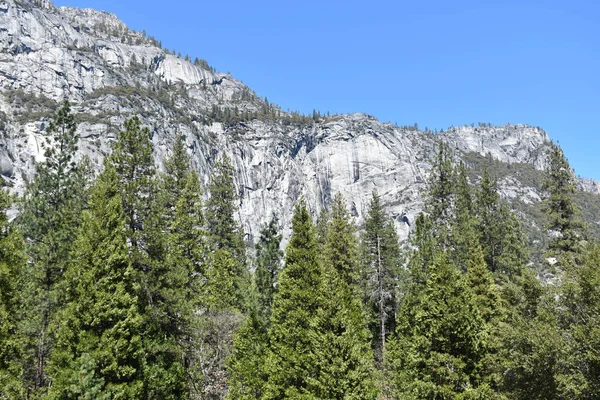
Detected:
left=1, top=103, right=599, bottom=399
left=2, top=1, right=600, bottom=398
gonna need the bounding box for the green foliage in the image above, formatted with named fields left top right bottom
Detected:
left=425, top=142, right=455, bottom=243
left=4, top=89, right=57, bottom=123
left=48, top=167, right=144, bottom=399
left=555, top=243, right=600, bottom=397
left=106, top=116, right=156, bottom=264
left=389, top=151, right=549, bottom=399
left=19, top=101, right=90, bottom=395
left=206, top=154, right=249, bottom=311
left=226, top=314, right=269, bottom=400
left=326, top=193, right=361, bottom=286
left=254, top=217, right=283, bottom=324
left=476, top=169, right=530, bottom=281
left=0, top=190, right=26, bottom=398
left=309, top=194, right=376, bottom=399
left=206, top=155, right=243, bottom=255
left=263, top=200, right=322, bottom=399
left=359, top=191, right=402, bottom=363
left=543, top=143, right=587, bottom=255
left=105, top=117, right=189, bottom=399
left=499, top=293, right=563, bottom=400
left=158, top=137, right=207, bottom=398
left=451, top=161, right=482, bottom=272
left=388, top=253, right=492, bottom=398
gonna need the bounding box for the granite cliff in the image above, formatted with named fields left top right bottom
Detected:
left=1, top=0, right=598, bottom=246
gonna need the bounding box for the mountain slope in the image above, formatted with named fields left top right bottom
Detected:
left=1, top=0, right=599, bottom=250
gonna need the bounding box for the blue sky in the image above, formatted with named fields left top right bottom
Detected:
left=54, top=0, right=600, bottom=180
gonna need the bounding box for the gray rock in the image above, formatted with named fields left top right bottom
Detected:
left=0, top=0, right=596, bottom=245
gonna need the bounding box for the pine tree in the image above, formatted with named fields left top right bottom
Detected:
left=424, top=142, right=455, bottom=246
left=199, top=248, right=244, bottom=398
left=387, top=253, right=491, bottom=398
left=206, top=154, right=249, bottom=311
left=226, top=313, right=269, bottom=400
left=556, top=242, right=600, bottom=397
left=451, top=161, right=481, bottom=271
left=106, top=116, right=157, bottom=268
left=470, top=171, right=552, bottom=398
left=19, top=101, right=90, bottom=394
left=476, top=169, right=503, bottom=273
left=0, top=190, right=26, bottom=398
left=308, top=193, right=375, bottom=399
left=536, top=143, right=593, bottom=398
left=206, top=155, right=244, bottom=259
left=474, top=168, right=531, bottom=283
left=263, top=200, right=322, bottom=399
left=542, top=143, right=586, bottom=256
left=359, top=191, right=401, bottom=363
left=254, top=217, right=283, bottom=324
left=500, top=290, right=563, bottom=400
left=159, top=138, right=206, bottom=398
left=388, top=165, right=507, bottom=397
left=48, top=167, right=144, bottom=399
left=226, top=216, right=281, bottom=400
left=106, top=117, right=188, bottom=398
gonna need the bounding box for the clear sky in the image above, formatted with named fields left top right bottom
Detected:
left=53, top=0, right=600, bottom=180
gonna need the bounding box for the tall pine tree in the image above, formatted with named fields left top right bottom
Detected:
left=359, top=191, right=401, bottom=363
left=48, top=166, right=144, bottom=399
left=542, top=143, right=586, bottom=256
left=159, top=137, right=207, bottom=398
left=309, top=193, right=375, bottom=399
left=19, top=101, right=89, bottom=395
left=206, top=154, right=249, bottom=312
left=254, top=216, right=283, bottom=325
left=0, top=190, right=26, bottom=398
left=263, top=200, right=322, bottom=399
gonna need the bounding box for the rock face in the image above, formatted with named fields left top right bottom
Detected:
left=0, top=0, right=596, bottom=243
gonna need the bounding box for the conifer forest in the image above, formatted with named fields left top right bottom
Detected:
left=1, top=102, right=599, bottom=400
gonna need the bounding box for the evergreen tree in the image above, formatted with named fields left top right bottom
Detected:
left=226, top=216, right=281, bottom=400
left=19, top=101, right=90, bottom=394
left=48, top=167, right=144, bottom=399
left=535, top=143, right=594, bottom=398
left=451, top=161, right=481, bottom=271
left=389, top=165, right=508, bottom=398
left=542, top=143, right=586, bottom=256
left=359, top=191, right=401, bottom=363
left=206, top=154, right=249, bottom=311
left=406, top=213, right=436, bottom=288
left=199, top=248, right=244, bottom=398
left=388, top=253, right=494, bottom=398
left=0, top=190, right=26, bottom=398
left=556, top=242, right=600, bottom=397
left=263, top=200, right=322, bottom=399
left=161, top=136, right=194, bottom=219
left=226, top=313, right=269, bottom=400
left=308, top=194, right=375, bottom=399
left=159, top=138, right=207, bottom=398
left=471, top=170, right=551, bottom=398
left=326, top=193, right=361, bottom=286
left=206, top=155, right=244, bottom=259
left=254, top=217, right=283, bottom=324
left=500, top=291, right=563, bottom=400
left=424, top=142, right=455, bottom=246
left=476, top=169, right=504, bottom=274
left=106, top=116, right=157, bottom=268
left=107, top=117, right=188, bottom=398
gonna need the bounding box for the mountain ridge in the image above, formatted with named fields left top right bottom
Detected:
left=1, top=0, right=599, bottom=245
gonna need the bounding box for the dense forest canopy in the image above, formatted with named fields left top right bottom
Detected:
left=0, top=103, right=599, bottom=399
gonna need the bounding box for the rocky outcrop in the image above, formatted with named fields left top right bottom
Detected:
left=0, top=0, right=595, bottom=244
